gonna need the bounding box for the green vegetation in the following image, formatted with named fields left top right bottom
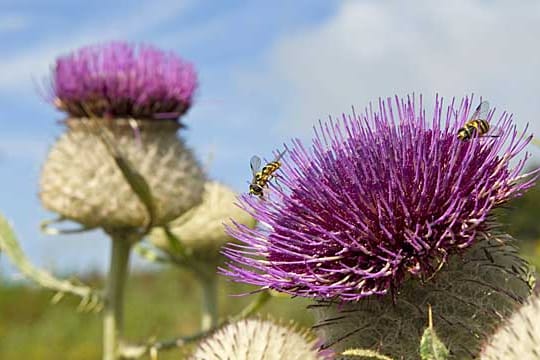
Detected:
left=497, top=178, right=540, bottom=243
left=0, top=269, right=313, bottom=359
left=496, top=170, right=540, bottom=268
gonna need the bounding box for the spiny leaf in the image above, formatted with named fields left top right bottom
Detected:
left=419, top=305, right=449, bottom=360
left=0, top=213, right=103, bottom=312
left=40, top=216, right=96, bottom=235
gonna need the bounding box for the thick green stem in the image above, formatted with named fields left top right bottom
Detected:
left=199, top=271, right=218, bottom=331
left=103, top=232, right=135, bottom=360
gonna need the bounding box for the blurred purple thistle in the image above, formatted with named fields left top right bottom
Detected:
left=223, top=95, right=538, bottom=302
left=50, top=41, right=197, bottom=121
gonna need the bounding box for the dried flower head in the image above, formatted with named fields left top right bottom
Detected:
left=223, top=95, right=536, bottom=302
left=481, top=291, right=540, bottom=360
left=191, top=318, right=332, bottom=360
left=50, top=41, right=197, bottom=120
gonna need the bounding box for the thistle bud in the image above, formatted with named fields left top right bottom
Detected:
left=191, top=318, right=332, bottom=360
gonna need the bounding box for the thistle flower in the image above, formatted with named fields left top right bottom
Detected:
left=40, top=42, right=204, bottom=229
left=313, top=235, right=534, bottom=359
left=481, top=291, right=540, bottom=359
left=150, top=181, right=256, bottom=260
left=224, top=95, right=536, bottom=302
left=190, top=318, right=332, bottom=360
left=50, top=41, right=197, bottom=121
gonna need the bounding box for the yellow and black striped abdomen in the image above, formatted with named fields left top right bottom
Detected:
left=260, top=162, right=281, bottom=177
left=457, top=120, right=490, bottom=141
left=249, top=172, right=264, bottom=196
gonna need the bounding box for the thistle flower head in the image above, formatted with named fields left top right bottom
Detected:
left=191, top=318, right=332, bottom=360
left=50, top=41, right=197, bottom=120
left=481, top=291, right=540, bottom=359
left=223, top=95, right=537, bottom=302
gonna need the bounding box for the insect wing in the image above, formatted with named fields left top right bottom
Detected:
left=469, top=101, right=490, bottom=121
left=486, top=125, right=503, bottom=138
left=250, top=155, right=262, bottom=176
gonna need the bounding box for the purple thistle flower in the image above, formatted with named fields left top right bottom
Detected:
left=223, top=95, right=537, bottom=302
left=50, top=41, right=197, bottom=120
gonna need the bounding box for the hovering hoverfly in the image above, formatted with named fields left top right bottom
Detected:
left=457, top=101, right=499, bottom=141
left=249, top=150, right=287, bottom=197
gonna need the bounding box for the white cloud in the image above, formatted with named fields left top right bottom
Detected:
left=0, top=0, right=193, bottom=93
left=259, top=0, right=540, bottom=141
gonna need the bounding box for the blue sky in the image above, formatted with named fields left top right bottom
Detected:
left=1, top=0, right=539, bottom=276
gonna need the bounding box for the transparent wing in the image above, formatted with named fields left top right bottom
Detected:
left=486, top=125, right=503, bottom=138
left=250, top=155, right=262, bottom=176
left=469, top=101, right=490, bottom=121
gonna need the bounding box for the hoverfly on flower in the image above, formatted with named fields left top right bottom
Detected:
left=457, top=101, right=500, bottom=141
left=249, top=150, right=286, bottom=197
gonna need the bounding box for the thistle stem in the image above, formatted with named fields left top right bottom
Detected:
left=232, top=290, right=271, bottom=321
left=103, top=231, right=137, bottom=360
left=199, top=271, right=218, bottom=331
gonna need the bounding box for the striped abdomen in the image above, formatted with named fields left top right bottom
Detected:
left=457, top=119, right=490, bottom=141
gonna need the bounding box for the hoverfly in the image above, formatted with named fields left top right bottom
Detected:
left=457, top=101, right=499, bottom=141
left=249, top=150, right=286, bottom=197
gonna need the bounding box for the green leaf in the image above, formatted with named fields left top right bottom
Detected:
left=0, top=213, right=102, bottom=312
left=40, top=216, right=96, bottom=235
left=419, top=306, right=449, bottom=360
left=162, top=225, right=187, bottom=258
left=419, top=327, right=449, bottom=360
left=232, top=290, right=272, bottom=321
left=133, top=243, right=171, bottom=264
left=111, top=153, right=156, bottom=228
left=81, top=118, right=156, bottom=230
left=341, top=348, right=394, bottom=359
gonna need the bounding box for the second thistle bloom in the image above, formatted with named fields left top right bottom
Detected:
left=40, top=42, right=204, bottom=229
left=224, top=95, right=536, bottom=301
left=51, top=42, right=197, bottom=120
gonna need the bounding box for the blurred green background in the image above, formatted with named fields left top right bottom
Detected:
left=1, top=166, right=539, bottom=359
left=0, top=268, right=313, bottom=359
